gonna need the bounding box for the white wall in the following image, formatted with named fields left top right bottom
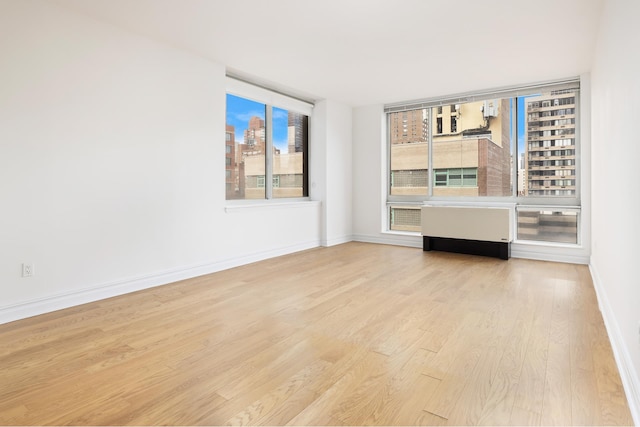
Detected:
left=352, top=105, right=421, bottom=248
left=0, top=0, right=322, bottom=323
left=310, top=100, right=353, bottom=246
left=590, top=0, right=640, bottom=422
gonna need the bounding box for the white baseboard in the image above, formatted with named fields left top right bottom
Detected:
left=511, top=245, right=589, bottom=264
left=0, top=239, right=321, bottom=326
left=590, top=263, right=640, bottom=425
left=321, top=235, right=353, bottom=247
left=352, top=233, right=422, bottom=248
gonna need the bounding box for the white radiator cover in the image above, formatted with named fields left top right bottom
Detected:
left=421, top=206, right=512, bottom=243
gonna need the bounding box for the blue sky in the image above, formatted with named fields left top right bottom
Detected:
left=509, top=96, right=534, bottom=159
left=517, top=96, right=526, bottom=154
left=226, top=94, right=289, bottom=151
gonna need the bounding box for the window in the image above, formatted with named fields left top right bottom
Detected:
left=517, top=208, right=578, bottom=244
left=390, top=206, right=421, bottom=232
left=225, top=79, right=311, bottom=200
left=385, top=79, right=581, bottom=244
left=433, top=168, right=477, bottom=187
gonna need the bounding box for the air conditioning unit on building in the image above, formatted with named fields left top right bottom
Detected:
left=482, top=100, right=498, bottom=118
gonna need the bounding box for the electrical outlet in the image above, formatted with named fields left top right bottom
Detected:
left=22, top=263, right=34, bottom=277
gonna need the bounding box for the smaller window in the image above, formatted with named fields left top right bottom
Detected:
left=433, top=168, right=478, bottom=187
left=389, top=206, right=421, bottom=232
left=437, top=117, right=443, bottom=134
left=462, top=168, right=477, bottom=186
left=451, top=116, right=457, bottom=133
left=517, top=208, right=578, bottom=244
left=257, top=176, right=265, bottom=188
left=435, top=170, right=447, bottom=186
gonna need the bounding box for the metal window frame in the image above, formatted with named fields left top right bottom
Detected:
left=386, top=78, right=582, bottom=239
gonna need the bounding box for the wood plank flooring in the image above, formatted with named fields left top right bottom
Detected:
left=0, top=242, right=633, bottom=425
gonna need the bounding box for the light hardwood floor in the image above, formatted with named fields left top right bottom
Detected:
left=0, top=242, right=633, bottom=425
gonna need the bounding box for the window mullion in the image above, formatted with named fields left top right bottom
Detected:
left=428, top=108, right=433, bottom=197
left=265, top=105, right=273, bottom=200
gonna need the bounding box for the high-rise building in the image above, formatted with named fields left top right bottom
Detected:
left=524, top=91, right=577, bottom=196
left=287, top=112, right=306, bottom=153
left=243, top=116, right=265, bottom=150
left=389, top=109, right=427, bottom=145
left=517, top=153, right=526, bottom=196
left=225, top=124, right=236, bottom=199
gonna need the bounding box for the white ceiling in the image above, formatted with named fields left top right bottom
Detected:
left=53, top=0, right=604, bottom=106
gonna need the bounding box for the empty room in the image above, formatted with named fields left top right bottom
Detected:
left=1, top=0, right=638, bottom=425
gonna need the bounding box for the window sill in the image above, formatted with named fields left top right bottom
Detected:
left=225, top=199, right=320, bottom=213
left=513, top=239, right=582, bottom=249
left=382, top=230, right=421, bottom=237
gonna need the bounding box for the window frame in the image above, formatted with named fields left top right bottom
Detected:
left=385, top=78, right=583, bottom=245
left=225, top=77, right=313, bottom=202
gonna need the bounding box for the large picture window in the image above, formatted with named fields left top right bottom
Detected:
left=225, top=79, right=311, bottom=201
left=386, top=79, right=581, bottom=244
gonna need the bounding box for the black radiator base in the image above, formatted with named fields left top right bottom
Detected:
left=423, top=236, right=510, bottom=260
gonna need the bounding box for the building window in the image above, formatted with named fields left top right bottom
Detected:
left=385, top=79, right=581, bottom=244
left=225, top=88, right=310, bottom=200
left=433, top=168, right=478, bottom=187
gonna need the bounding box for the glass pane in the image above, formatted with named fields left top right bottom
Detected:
left=226, top=94, right=266, bottom=200
left=273, top=107, right=307, bottom=198
left=522, top=90, right=577, bottom=197
left=463, top=168, right=477, bottom=186
left=431, top=100, right=512, bottom=197
left=517, top=209, right=578, bottom=244
left=448, top=169, right=462, bottom=186
left=389, top=109, right=428, bottom=195
left=434, top=170, right=447, bottom=186
left=390, top=206, right=421, bottom=232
